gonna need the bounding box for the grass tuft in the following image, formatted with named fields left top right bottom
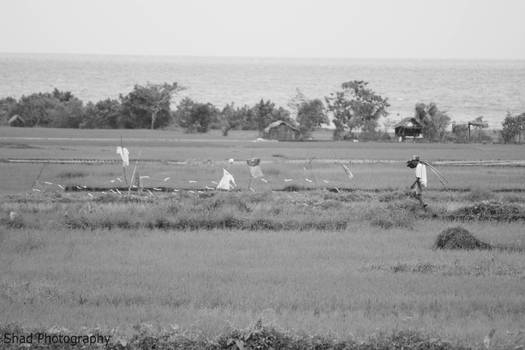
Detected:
left=57, top=170, right=88, bottom=179
left=464, top=186, right=495, bottom=202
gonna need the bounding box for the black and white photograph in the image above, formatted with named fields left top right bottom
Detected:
left=1, top=0, right=524, bottom=349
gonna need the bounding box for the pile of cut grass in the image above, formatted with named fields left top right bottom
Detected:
left=434, top=227, right=492, bottom=250
left=446, top=201, right=525, bottom=222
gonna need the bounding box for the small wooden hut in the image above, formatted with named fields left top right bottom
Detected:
left=8, top=115, right=25, bottom=127
left=263, top=121, right=300, bottom=141
left=394, top=117, right=422, bottom=141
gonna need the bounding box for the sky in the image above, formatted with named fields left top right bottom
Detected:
left=0, top=0, right=524, bottom=59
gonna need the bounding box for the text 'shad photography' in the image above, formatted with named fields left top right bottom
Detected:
left=1, top=0, right=525, bottom=349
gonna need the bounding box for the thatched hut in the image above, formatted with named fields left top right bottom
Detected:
left=8, top=115, right=25, bottom=127
left=394, top=117, right=422, bottom=141
left=263, top=121, right=300, bottom=141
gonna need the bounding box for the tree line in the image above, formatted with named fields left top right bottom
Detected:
left=0, top=81, right=523, bottom=143
left=0, top=83, right=320, bottom=139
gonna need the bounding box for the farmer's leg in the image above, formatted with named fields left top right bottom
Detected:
left=416, top=183, right=427, bottom=208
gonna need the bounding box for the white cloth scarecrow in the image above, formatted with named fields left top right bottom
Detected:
left=217, top=169, right=236, bottom=190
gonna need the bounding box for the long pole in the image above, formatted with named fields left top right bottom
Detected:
left=128, top=151, right=142, bottom=194
left=31, top=163, right=47, bottom=190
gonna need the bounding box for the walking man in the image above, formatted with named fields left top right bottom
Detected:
left=407, top=155, right=427, bottom=208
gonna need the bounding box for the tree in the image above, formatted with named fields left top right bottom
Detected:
left=120, top=82, right=182, bottom=129
left=325, top=81, right=389, bottom=140
left=11, top=93, right=57, bottom=127
left=382, top=116, right=398, bottom=134
left=287, top=88, right=308, bottom=119
left=175, top=98, right=218, bottom=133
left=48, top=96, right=85, bottom=128
left=414, top=102, right=451, bottom=142
left=0, top=97, right=17, bottom=124
left=219, top=103, right=247, bottom=136
left=249, top=99, right=291, bottom=134
left=296, top=99, right=327, bottom=139
left=287, top=89, right=327, bottom=139
left=10, top=89, right=84, bottom=128
left=82, top=99, right=122, bottom=129
left=501, top=112, right=525, bottom=143
left=451, top=122, right=469, bottom=143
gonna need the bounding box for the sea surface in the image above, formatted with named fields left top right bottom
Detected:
left=1, top=53, right=524, bottom=127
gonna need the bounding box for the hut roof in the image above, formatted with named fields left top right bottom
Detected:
left=264, top=120, right=299, bottom=133
left=8, top=115, right=25, bottom=124
left=395, top=117, right=422, bottom=129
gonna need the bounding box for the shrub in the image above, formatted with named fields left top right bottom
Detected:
left=10, top=89, right=84, bottom=128
left=378, top=190, right=406, bottom=202
left=366, top=206, right=415, bottom=229
left=175, top=98, right=218, bottom=133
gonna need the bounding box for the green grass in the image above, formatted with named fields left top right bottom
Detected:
left=2, top=127, right=525, bottom=348
left=1, top=126, right=525, bottom=162
left=1, top=221, right=524, bottom=346
left=1, top=191, right=525, bottom=347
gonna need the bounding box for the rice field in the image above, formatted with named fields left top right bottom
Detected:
left=1, top=127, right=525, bottom=349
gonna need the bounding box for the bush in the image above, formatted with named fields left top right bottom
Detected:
left=175, top=98, right=218, bottom=133
left=81, top=99, right=122, bottom=129
left=10, top=89, right=84, bottom=128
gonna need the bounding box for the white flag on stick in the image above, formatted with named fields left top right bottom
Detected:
left=116, top=147, right=130, bottom=167
left=217, top=169, right=236, bottom=191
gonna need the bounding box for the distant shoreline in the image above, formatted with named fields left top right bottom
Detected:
left=2, top=51, right=525, bottom=62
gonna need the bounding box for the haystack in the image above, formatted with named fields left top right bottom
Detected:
left=434, top=226, right=492, bottom=250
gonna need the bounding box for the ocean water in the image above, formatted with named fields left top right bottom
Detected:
left=1, top=53, right=524, bottom=127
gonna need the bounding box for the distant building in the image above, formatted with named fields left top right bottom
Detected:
left=394, top=117, right=422, bottom=141
left=263, top=121, right=300, bottom=141
left=8, top=115, right=25, bottom=127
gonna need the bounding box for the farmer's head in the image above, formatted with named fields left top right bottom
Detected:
left=406, top=155, right=420, bottom=168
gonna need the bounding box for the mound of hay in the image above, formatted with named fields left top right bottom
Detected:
left=447, top=201, right=525, bottom=222
left=434, top=226, right=492, bottom=250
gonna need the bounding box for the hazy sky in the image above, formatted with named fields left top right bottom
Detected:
left=1, top=0, right=524, bottom=59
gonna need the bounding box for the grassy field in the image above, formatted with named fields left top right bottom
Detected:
left=1, top=127, right=525, bottom=349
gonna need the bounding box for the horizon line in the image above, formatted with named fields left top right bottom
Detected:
left=1, top=51, right=524, bottom=61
